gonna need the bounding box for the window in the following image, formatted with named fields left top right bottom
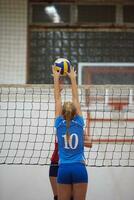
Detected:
left=30, top=3, right=134, bottom=25
left=31, top=4, right=70, bottom=24
left=123, top=6, right=134, bottom=23
left=78, top=5, right=116, bottom=23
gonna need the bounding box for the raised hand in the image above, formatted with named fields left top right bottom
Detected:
left=67, top=66, right=77, bottom=80
left=52, top=65, right=61, bottom=79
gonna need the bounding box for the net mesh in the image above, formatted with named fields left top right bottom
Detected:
left=0, top=84, right=134, bottom=167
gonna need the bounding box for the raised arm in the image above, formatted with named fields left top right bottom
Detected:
left=52, top=66, right=62, bottom=117
left=67, top=67, right=82, bottom=116
left=84, top=113, right=92, bottom=148
left=84, top=129, right=92, bottom=148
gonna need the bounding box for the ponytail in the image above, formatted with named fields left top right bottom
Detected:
left=62, top=102, right=76, bottom=143
left=65, top=110, right=71, bottom=142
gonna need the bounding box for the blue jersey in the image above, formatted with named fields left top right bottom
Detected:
left=55, top=115, right=85, bottom=164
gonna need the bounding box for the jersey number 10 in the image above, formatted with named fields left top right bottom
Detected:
left=62, top=134, right=78, bottom=149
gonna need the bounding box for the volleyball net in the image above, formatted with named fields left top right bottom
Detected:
left=0, top=84, right=134, bottom=167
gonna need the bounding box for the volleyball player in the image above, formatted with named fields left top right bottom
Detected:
left=52, top=66, right=92, bottom=200
left=49, top=80, right=74, bottom=200
left=49, top=128, right=92, bottom=200
left=49, top=125, right=92, bottom=200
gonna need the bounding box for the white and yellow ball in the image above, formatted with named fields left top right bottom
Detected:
left=54, top=58, right=71, bottom=76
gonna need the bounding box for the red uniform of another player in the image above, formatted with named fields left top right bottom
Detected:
left=50, top=139, right=59, bottom=164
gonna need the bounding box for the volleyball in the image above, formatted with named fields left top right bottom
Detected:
left=54, top=58, right=71, bottom=76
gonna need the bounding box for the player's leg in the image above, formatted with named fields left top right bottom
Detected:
left=70, top=196, right=74, bottom=200
left=49, top=162, right=59, bottom=200
left=72, top=163, right=88, bottom=200
left=49, top=177, right=58, bottom=200
left=57, top=184, right=72, bottom=200
left=73, top=183, right=88, bottom=200
left=49, top=162, right=73, bottom=200
left=57, top=164, right=72, bottom=200
left=70, top=185, right=74, bottom=200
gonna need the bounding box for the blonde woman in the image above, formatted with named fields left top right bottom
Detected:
left=52, top=66, right=92, bottom=200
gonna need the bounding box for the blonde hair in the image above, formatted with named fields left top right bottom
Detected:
left=62, top=102, right=76, bottom=142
